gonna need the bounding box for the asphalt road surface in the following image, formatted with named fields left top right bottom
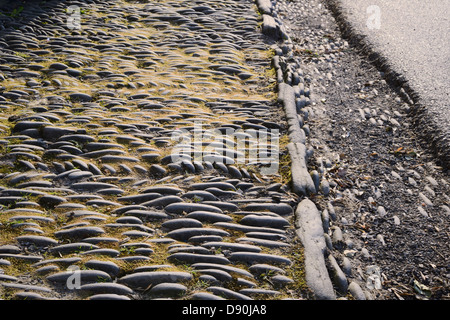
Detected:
left=327, top=0, right=449, bottom=167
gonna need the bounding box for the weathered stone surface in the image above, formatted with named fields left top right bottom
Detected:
left=88, top=294, right=131, bottom=300
left=49, top=243, right=99, bottom=255
left=161, top=218, right=203, bottom=230
left=54, top=227, right=105, bottom=240
left=244, top=203, right=293, bottom=216
left=46, top=270, right=111, bottom=285
left=186, top=211, right=233, bottom=223
left=189, top=292, right=226, bottom=300
left=118, top=271, right=193, bottom=290
left=229, top=252, right=292, bottom=265
left=168, top=252, right=230, bottom=265
left=84, top=260, right=121, bottom=278
left=206, top=286, right=253, bottom=300
left=79, top=283, right=133, bottom=296
left=148, top=283, right=187, bottom=298
left=165, top=203, right=223, bottom=214
left=124, top=210, right=169, bottom=221
left=167, top=228, right=230, bottom=242
left=240, top=215, right=290, bottom=229
left=295, top=198, right=335, bottom=300
left=201, top=242, right=261, bottom=253
left=141, top=195, right=184, bottom=208
left=16, top=235, right=58, bottom=247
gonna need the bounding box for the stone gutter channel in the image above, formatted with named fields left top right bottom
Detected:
left=256, top=0, right=339, bottom=300
left=0, top=0, right=373, bottom=301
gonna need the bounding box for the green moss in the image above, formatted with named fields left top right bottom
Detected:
left=284, top=241, right=313, bottom=299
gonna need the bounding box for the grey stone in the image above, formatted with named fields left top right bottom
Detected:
left=236, top=237, right=289, bottom=249
left=332, top=226, right=345, bottom=250
left=328, top=254, right=348, bottom=294
left=190, top=292, right=225, bottom=300
left=13, top=292, right=50, bottom=300
left=239, top=288, right=280, bottom=297
left=0, top=254, right=43, bottom=262
left=165, top=203, right=223, bottom=214
left=168, top=253, right=230, bottom=265
left=118, top=193, right=161, bottom=204
left=182, top=191, right=218, bottom=202
left=197, top=269, right=233, bottom=283
left=16, top=235, right=58, bottom=247
left=116, top=256, right=151, bottom=263
left=186, top=211, right=233, bottom=223
left=213, top=222, right=286, bottom=235
left=84, top=260, right=121, bottom=278
left=118, top=271, right=193, bottom=291
left=46, top=270, right=111, bottom=285
left=261, top=14, right=281, bottom=40
left=13, top=121, right=49, bottom=133
left=161, top=218, right=203, bottom=230
left=0, top=245, right=22, bottom=254
left=49, top=63, right=69, bottom=70
left=69, top=92, right=92, bottom=102
left=248, top=264, right=285, bottom=276
left=0, top=274, right=18, bottom=282
left=271, top=275, right=294, bottom=287
left=244, top=203, right=293, bottom=216
left=148, top=164, right=167, bottom=177
left=88, top=294, right=131, bottom=300
left=148, top=283, right=187, bottom=298
left=141, top=195, right=184, bottom=208
left=142, top=186, right=183, bottom=195
left=34, top=265, right=60, bottom=276
left=42, top=127, right=77, bottom=141
left=121, top=231, right=154, bottom=239
left=49, top=243, right=99, bottom=255
left=349, top=282, right=366, bottom=300
left=207, top=286, right=252, bottom=300
left=80, top=283, right=133, bottom=295
left=256, top=0, right=273, bottom=14
left=190, top=182, right=237, bottom=191
left=202, top=242, right=261, bottom=253
left=188, top=235, right=224, bottom=244
left=124, top=210, right=169, bottom=221
left=167, top=227, right=230, bottom=242
left=229, top=252, right=292, bottom=265
left=32, top=257, right=82, bottom=268
left=115, top=216, right=143, bottom=225
left=244, top=232, right=287, bottom=241
left=295, top=198, right=335, bottom=300
left=288, top=143, right=316, bottom=195
left=72, top=182, right=118, bottom=191
left=1, top=282, right=52, bottom=293
left=240, top=214, right=290, bottom=229
left=54, top=227, right=105, bottom=240
left=202, top=201, right=238, bottom=212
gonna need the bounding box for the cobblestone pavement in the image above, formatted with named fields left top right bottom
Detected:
left=0, top=0, right=311, bottom=301
left=0, top=0, right=448, bottom=301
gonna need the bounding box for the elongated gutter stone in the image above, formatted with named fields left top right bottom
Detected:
left=295, top=198, right=336, bottom=300
left=288, top=142, right=316, bottom=195
left=256, top=0, right=273, bottom=14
